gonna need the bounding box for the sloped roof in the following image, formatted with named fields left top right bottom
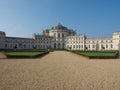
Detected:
left=53, top=23, right=68, bottom=30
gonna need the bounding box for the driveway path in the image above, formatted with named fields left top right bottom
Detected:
left=0, top=51, right=120, bottom=90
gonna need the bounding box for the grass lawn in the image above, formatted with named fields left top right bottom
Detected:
left=6, top=51, right=45, bottom=57
left=72, top=51, right=118, bottom=58
left=2, top=51, right=48, bottom=58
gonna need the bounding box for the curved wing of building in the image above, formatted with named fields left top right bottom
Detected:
left=0, top=24, right=120, bottom=50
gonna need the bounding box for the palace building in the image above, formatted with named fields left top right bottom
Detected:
left=0, top=23, right=120, bottom=50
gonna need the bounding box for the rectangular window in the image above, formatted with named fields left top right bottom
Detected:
left=54, top=33, right=56, bottom=37
left=81, top=45, right=83, bottom=48
left=76, top=45, right=78, bottom=48
left=73, top=45, right=75, bottom=48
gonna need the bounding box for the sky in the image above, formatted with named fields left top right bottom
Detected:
left=0, top=0, right=120, bottom=38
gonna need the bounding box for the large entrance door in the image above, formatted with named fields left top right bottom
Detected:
left=58, top=43, right=60, bottom=49
left=54, top=43, right=56, bottom=49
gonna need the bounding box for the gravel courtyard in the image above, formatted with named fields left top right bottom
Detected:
left=0, top=51, right=120, bottom=90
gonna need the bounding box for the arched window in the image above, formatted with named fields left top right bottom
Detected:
left=58, top=43, right=60, bottom=49
left=24, top=45, right=26, bottom=48
left=58, top=33, right=60, bottom=38
left=62, top=43, right=64, bottom=48
left=54, top=33, right=56, bottom=37
left=111, top=44, right=113, bottom=48
left=106, top=44, right=108, bottom=48
left=62, top=33, right=64, bottom=38
left=5, top=44, right=7, bottom=48
left=89, top=45, right=90, bottom=48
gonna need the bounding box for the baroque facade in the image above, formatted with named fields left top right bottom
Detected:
left=0, top=24, right=120, bottom=50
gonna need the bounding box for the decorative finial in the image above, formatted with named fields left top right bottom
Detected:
left=58, top=22, right=61, bottom=25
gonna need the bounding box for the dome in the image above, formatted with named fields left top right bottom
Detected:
left=54, top=23, right=68, bottom=30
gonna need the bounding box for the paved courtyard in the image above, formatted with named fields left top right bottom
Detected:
left=0, top=51, right=120, bottom=90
